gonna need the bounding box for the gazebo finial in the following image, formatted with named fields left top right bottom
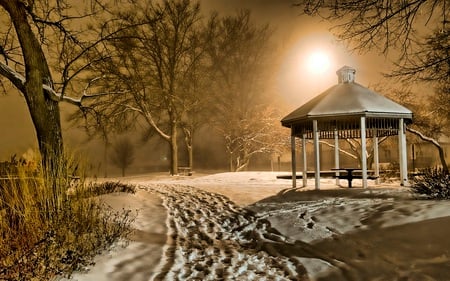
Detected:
left=336, top=65, right=356, bottom=83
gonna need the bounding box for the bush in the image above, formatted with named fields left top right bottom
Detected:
left=0, top=155, right=135, bottom=280
left=73, top=181, right=137, bottom=198
left=411, top=168, right=450, bottom=199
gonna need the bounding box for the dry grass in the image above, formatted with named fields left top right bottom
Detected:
left=0, top=155, right=135, bottom=280
left=72, top=181, right=137, bottom=197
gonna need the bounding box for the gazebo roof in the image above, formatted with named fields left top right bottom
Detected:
left=281, top=66, right=412, bottom=189
left=281, top=66, right=413, bottom=127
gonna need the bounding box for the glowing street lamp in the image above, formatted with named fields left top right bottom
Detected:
left=306, top=50, right=331, bottom=75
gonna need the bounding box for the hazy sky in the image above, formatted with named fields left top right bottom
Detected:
left=200, top=0, right=392, bottom=103
left=0, top=0, right=392, bottom=161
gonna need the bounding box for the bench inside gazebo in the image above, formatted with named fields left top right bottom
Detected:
left=281, top=66, right=413, bottom=189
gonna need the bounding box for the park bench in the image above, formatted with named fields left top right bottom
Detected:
left=276, top=171, right=337, bottom=179
left=177, top=166, right=192, bottom=176
left=332, top=168, right=379, bottom=188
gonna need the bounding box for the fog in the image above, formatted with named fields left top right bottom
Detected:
left=0, top=0, right=394, bottom=173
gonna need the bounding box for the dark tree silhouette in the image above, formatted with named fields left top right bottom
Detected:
left=80, top=0, right=207, bottom=175
left=0, top=0, right=118, bottom=184
left=0, top=0, right=64, bottom=183
left=111, top=137, right=135, bottom=177
left=205, top=10, right=276, bottom=171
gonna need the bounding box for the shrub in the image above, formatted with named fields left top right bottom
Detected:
left=0, top=154, right=135, bottom=280
left=411, top=168, right=450, bottom=199
left=73, top=181, right=137, bottom=197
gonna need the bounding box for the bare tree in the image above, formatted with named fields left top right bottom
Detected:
left=385, top=87, right=449, bottom=172
left=294, top=0, right=449, bottom=84
left=205, top=10, right=277, bottom=171
left=222, top=107, right=284, bottom=172
left=0, top=0, right=116, bottom=184
left=0, top=0, right=63, bottom=182
left=81, top=0, right=207, bottom=175
left=110, top=137, right=135, bottom=177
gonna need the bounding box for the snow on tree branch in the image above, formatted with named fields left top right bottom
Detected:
left=407, top=127, right=442, bottom=149
left=0, top=61, right=26, bottom=92
left=0, top=60, right=111, bottom=106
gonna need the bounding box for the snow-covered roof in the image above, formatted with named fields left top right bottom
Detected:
left=281, top=66, right=413, bottom=127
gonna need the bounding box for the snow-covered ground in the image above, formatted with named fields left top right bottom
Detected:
left=64, top=172, right=450, bottom=281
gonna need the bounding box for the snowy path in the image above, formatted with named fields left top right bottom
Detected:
left=66, top=172, right=450, bottom=281
left=145, top=184, right=310, bottom=281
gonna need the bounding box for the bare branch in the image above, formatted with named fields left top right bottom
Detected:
left=294, top=0, right=448, bottom=83
left=0, top=60, right=25, bottom=92
left=407, top=126, right=448, bottom=172
left=318, top=140, right=358, bottom=159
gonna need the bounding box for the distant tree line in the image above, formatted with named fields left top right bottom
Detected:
left=0, top=0, right=447, bottom=183
left=0, top=0, right=287, bottom=178
left=75, top=1, right=286, bottom=174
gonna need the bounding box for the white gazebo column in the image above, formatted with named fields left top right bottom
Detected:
left=313, top=120, right=320, bottom=190
left=291, top=134, right=297, bottom=188
left=398, top=118, right=409, bottom=186
left=361, top=117, right=368, bottom=188
left=373, top=129, right=380, bottom=184
left=334, top=129, right=340, bottom=186
left=302, top=134, right=308, bottom=187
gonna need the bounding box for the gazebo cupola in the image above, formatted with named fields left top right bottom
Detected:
left=337, top=65, right=356, bottom=83
left=281, top=66, right=413, bottom=189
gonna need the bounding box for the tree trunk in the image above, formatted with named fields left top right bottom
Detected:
left=30, top=97, right=64, bottom=182
left=407, top=127, right=449, bottom=173
left=183, top=127, right=194, bottom=171
left=188, top=144, right=193, bottom=171
left=229, top=154, right=234, bottom=172
left=1, top=0, right=65, bottom=185
left=235, top=153, right=250, bottom=172
left=104, top=139, right=108, bottom=178
left=169, top=122, right=179, bottom=175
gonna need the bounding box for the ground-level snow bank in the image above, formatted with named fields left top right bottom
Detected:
left=63, top=172, right=450, bottom=281
left=61, top=190, right=167, bottom=281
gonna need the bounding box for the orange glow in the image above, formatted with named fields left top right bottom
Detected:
left=306, top=51, right=330, bottom=74
left=276, top=31, right=361, bottom=107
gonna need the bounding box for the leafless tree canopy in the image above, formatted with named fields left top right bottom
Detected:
left=385, top=86, right=449, bottom=171
left=204, top=10, right=286, bottom=171
left=0, top=0, right=141, bottom=181
left=74, top=3, right=287, bottom=173
left=295, top=0, right=449, bottom=84
left=110, top=137, right=135, bottom=176
left=75, top=0, right=211, bottom=175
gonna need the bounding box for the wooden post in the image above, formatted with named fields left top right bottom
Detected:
left=313, top=120, right=320, bottom=190
left=373, top=129, right=380, bottom=184
left=398, top=119, right=409, bottom=186
left=302, top=134, right=307, bottom=187
left=291, top=134, right=296, bottom=188
left=334, top=129, right=340, bottom=186
left=361, top=117, right=368, bottom=188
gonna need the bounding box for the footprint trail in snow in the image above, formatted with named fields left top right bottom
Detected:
left=144, top=184, right=309, bottom=281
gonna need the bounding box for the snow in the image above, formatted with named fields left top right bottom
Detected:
left=63, top=171, right=450, bottom=281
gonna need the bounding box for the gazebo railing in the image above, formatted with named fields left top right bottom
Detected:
left=292, top=117, right=401, bottom=139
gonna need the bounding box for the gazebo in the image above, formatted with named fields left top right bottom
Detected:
left=281, top=66, right=413, bottom=189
